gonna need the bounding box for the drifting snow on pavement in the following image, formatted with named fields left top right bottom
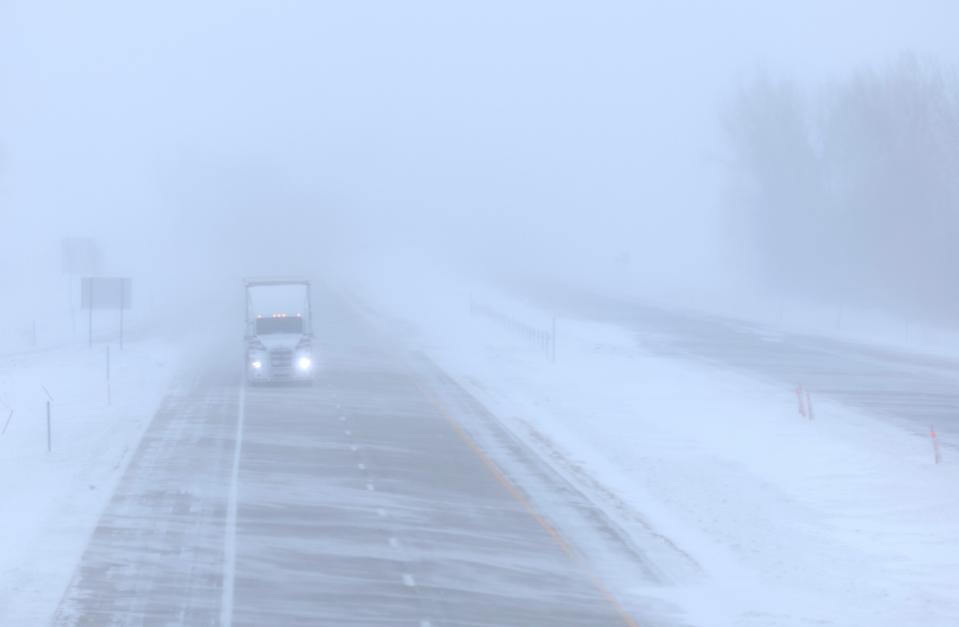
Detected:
left=360, top=278, right=959, bottom=627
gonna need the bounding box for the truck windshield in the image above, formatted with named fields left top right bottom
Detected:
left=255, top=317, right=304, bottom=335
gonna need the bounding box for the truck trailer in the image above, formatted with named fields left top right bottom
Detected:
left=244, top=278, right=314, bottom=384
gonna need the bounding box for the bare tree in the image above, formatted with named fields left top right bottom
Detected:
left=723, top=57, right=959, bottom=322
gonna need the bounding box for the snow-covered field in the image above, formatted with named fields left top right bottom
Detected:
left=0, top=339, right=178, bottom=625
left=358, top=278, right=959, bottom=627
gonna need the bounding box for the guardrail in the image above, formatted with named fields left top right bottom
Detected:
left=469, top=298, right=556, bottom=361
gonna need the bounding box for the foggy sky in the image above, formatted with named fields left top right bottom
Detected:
left=3, top=1, right=959, bottom=321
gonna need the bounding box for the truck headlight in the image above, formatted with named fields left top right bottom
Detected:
left=297, top=356, right=312, bottom=370
left=251, top=359, right=263, bottom=369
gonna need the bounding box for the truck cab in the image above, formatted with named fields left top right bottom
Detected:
left=245, top=279, right=314, bottom=384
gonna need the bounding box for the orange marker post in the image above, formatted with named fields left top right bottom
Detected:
left=931, top=425, right=941, bottom=465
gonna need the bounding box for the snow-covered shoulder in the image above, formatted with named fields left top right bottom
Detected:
left=358, top=277, right=959, bottom=627
left=0, top=339, right=179, bottom=625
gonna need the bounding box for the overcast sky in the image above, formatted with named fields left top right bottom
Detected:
left=2, top=1, right=958, bottom=309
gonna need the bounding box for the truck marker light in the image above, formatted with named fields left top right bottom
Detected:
left=251, top=360, right=262, bottom=369
left=297, top=357, right=312, bottom=370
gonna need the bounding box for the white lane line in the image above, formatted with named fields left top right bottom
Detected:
left=388, top=537, right=400, bottom=549
left=420, top=621, right=433, bottom=627
left=366, top=482, right=375, bottom=491
left=220, top=384, right=247, bottom=627
left=339, top=415, right=346, bottom=422
left=345, top=429, right=352, bottom=436
left=357, top=463, right=366, bottom=470
left=402, top=573, right=416, bottom=587
left=350, top=445, right=358, bottom=452
left=376, top=508, right=387, bottom=517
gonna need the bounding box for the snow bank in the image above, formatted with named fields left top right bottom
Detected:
left=0, top=339, right=178, bottom=625
left=353, top=270, right=959, bottom=627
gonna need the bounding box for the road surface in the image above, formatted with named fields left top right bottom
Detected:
left=52, top=297, right=664, bottom=626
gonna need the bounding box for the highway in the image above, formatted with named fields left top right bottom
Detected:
left=536, top=288, right=959, bottom=448
left=51, top=298, right=662, bottom=627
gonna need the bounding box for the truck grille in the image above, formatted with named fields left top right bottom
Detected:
left=269, top=348, right=293, bottom=376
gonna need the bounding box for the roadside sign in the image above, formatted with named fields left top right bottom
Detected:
left=81, top=277, right=132, bottom=310
left=81, top=277, right=132, bottom=348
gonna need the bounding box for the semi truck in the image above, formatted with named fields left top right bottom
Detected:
left=244, top=278, right=314, bottom=384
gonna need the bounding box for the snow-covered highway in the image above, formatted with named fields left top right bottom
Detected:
left=50, top=296, right=661, bottom=627
left=540, top=288, right=959, bottom=448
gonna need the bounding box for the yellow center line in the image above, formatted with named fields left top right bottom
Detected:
left=415, top=379, right=641, bottom=627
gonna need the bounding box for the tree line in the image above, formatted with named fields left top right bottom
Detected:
left=723, top=56, right=959, bottom=322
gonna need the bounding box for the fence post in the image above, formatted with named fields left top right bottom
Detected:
left=551, top=316, right=556, bottom=363
left=119, top=281, right=125, bottom=350
left=106, top=345, right=112, bottom=406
